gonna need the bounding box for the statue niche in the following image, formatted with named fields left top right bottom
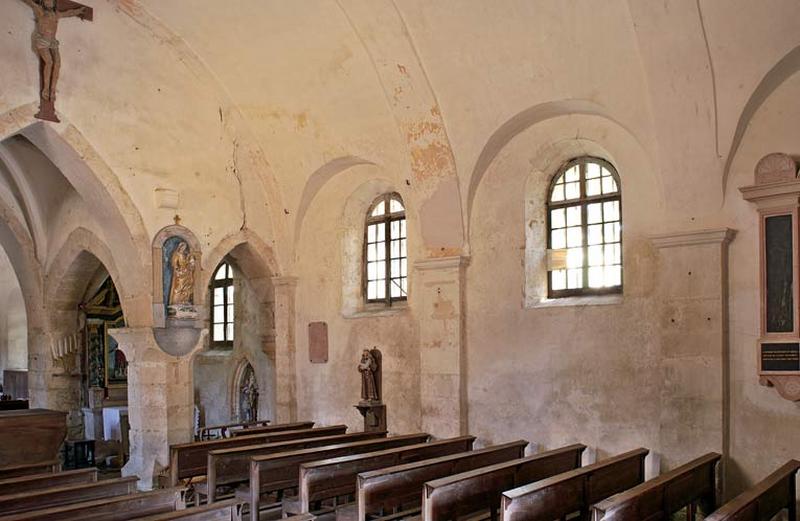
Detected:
left=152, top=223, right=203, bottom=356
left=355, top=348, right=386, bottom=432
left=163, top=237, right=197, bottom=317
left=237, top=363, right=259, bottom=423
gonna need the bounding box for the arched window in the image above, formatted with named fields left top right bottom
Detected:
left=365, top=193, right=407, bottom=305
left=210, top=262, right=234, bottom=347
left=547, top=157, right=622, bottom=297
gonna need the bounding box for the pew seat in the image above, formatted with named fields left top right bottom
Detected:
left=136, top=498, right=244, bottom=520
left=0, top=475, right=139, bottom=515
left=0, top=487, right=186, bottom=521
left=705, top=460, right=800, bottom=521
left=0, top=467, right=97, bottom=495
left=592, top=452, right=720, bottom=521
left=500, top=448, right=649, bottom=521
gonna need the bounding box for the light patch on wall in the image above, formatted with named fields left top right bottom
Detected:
left=154, top=188, right=179, bottom=209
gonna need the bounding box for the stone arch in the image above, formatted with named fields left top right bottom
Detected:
left=722, top=45, right=800, bottom=194
left=0, top=104, right=152, bottom=326
left=293, top=155, right=377, bottom=251
left=192, top=230, right=279, bottom=426
left=467, top=99, right=654, bottom=227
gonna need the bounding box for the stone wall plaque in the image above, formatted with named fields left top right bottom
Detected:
left=308, top=322, right=328, bottom=363
left=760, top=342, right=800, bottom=373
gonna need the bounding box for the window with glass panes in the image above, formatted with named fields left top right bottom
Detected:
left=365, top=194, right=408, bottom=305
left=210, top=262, right=234, bottom=347
left=547, top=158, right=622, bottom=297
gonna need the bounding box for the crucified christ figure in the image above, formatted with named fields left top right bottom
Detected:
left=19, top=0, right=91, bottom=104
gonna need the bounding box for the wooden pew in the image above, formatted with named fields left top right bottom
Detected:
left=0, top=475, right=138, bottom=515
left=0, top=487, right=186, bottom=521
left=231, top=423, right=318, bottom=438
left=345, top=440, right=529, bottom=521
left=249, top=433, right=432, bottom=521
left=286, top=436, right=478, bottom=516
left=422, top=443, right=587, bottom=521
left=592, top=452, right=720, bottom=521
left=205, top=431, right=387, bottom=503
left=0, top=409, right=66, bottom=473
left=136, top=498, right=245, bottom=520
left=170, top=425, right=348, bottom=486
left=500, top=448, right=649, bottom=521
left=199, top=420, right=301, bottom=441
left=705, top=460, right=800, bottom=521
left=0, top=460, right=59, bottom=480
left=0, top=468, right=97, bottom=495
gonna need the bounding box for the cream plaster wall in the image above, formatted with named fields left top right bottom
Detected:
left=724, top=71, right=800, bottom=496
left=0, top=0, right=798, bottom=498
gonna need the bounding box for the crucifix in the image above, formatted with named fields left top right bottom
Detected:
left=18, top=0, right=93, bottom=123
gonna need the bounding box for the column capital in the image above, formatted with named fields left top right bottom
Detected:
left=649, top=228, right=736, bottom=249
left=414, top=255, right=470, bottom=272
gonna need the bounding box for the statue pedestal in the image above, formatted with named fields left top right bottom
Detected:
left=354, top=403, right=386, bottom=433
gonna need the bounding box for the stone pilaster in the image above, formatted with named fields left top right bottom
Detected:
left=272, top=276, right=298, bottom=423
left=650, top=229, right=734, bottom=476
left=413, top=256, right=468, bottom=438
left=110, top=327, right=198, bottom=490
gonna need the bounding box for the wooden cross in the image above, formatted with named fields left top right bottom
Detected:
left=18, top=0, right=93, bottom=122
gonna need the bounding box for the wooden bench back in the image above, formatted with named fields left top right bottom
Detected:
left=500, top=448, right=649, bottom=521
left=249, top=434, right=431, bottom=521
left=422, top=443, right=587, bottom=521
left=136, top=498, right=244, bottom=520
left=0, top=475, right=139, bottom=515
left=705, top=460, right=800, bottom=521
left=230, top=422, right=313, bottom=437
left=0, top=409, right=66, bottom=470
left=593, top=452, right=721, bottom=521
left=170, top=425, right=347, bottom=484
left=296, top=436, right=477, bottom=512
left=0, top=487, right=186, bottom=521
left=0, top=460, right=60, bottom=480
left=199, top=420, right=280, bottom=440
left=356, top=440, right=529, bottom=521
left=207, top=431, right=387, bottom=500
left=0, top=468, right=97, bottom=495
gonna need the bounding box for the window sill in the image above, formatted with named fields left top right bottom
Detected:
left=343, top=302, right=409, bottom=319
left=528, top=294, right=623, bottom=309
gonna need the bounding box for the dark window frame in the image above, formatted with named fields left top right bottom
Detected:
left=210, top=262, right=234, bottom=348
left=363, top=193, right=408, bottom=306
left=546, top=157, right=623, bottom=299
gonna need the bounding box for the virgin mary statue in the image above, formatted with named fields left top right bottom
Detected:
left=169, top=242, right=195, bottom=306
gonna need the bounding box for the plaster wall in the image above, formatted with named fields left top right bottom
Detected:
left=294, top=166, right=422, bottom=434
left=0, top=247, right=27, bottom=379
left=724, top=71, right=800, bottom=496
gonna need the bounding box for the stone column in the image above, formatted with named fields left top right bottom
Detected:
left=110, top=327, right=197, bottom=490
left=413, top=256, right=468, bottom=438
left=650, top=229, right=734, bottom=476
left=272, top=276, right=298, bottom=423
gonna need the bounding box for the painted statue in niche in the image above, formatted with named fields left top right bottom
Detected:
left=17, top=0, right=92, bottom=122
left=238, top=364, right=259, bottom=423
left=358, top=349, right=379, bottom=404
left=163, top=236, right=197, bottom=318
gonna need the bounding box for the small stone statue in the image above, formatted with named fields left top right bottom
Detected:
left=169, top=242, right=196, bottom=306
left=241, top=372, right=259, bottom=423
left=358, top=349, right=379, bottom=404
